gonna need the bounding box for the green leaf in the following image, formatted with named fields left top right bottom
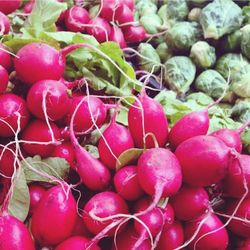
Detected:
left=116, top=108, right=128, bottom=126
left=8, top=168, right=30, bottom=222
left=21, top=156, right=70, bottom=184
left=84, top=145, right=99, bottom=159
left=116, top=148, right=144, bottom=170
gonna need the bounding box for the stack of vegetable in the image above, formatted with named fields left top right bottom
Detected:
left=0, top=0, right=249, bottom=249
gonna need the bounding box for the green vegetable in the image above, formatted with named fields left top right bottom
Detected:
left=156, top=42, right=173, bottom=63
left=232, top=99, right=250, bottom=122
left=241, top=24, right=250, bottom=59
left=190, top=41, right=216, bottom=68
left=221, top=30, right=242, bottom=52
left=242, top=6, right=250, bottom=24
left=188, top=8, right=201, bottom=22
left=136, top=0, right=157, bottom=16
left=199, top=0, right=243, bottom=39
left=164, top=56, right=196, bottom=95
left=140, top=13, right=162, bottom=34
left=189, top=0, right=208, bottom=7
left=195, top=70, right=228, bottom=99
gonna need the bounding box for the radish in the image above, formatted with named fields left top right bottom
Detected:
left=156, top=221, right=184, bottom=250
left=0, top=43, right=12, bottom=70
left=223, top=154, right=250, bottom=198
left=114, top=4, right=134, bottom=25
left=99, top=0, right=122, bottom=21
left=86, top=17, right=111, bottom=43
left=23, top=1, right=34, bottom=14
left=71, top=215, right=91, bottom=237
left=170, top=185, right=210, bottom=221
left=0, top=0, right=21, bottom=14
left=31, top=185, right=77, bottom=246
left=128, top=92, right=168, bottom=148
left=227, top=198, right=250, bottom=238
left=0, top=93, right=30, bottom=137
left=55, top=236, right=100, bottom=250
left=114, top=165, right=144, bottom=201
left=98, top=120, right=134, bottom=169
left=0, top=65, right=8, bottom=93
left=0, top=213, right=35, bottom=249
left=64, top=6, right=90, bottom=32
left=27, top=79, right=71, bottom=121
left=28, top=183, right=46, bottom=215
left=109, top=26, right=127, bottom=49
left=123, top=25, right=147, bottom=43
left=137, top=148, right=182, bottom=208
left=237, top=239, right=250, bottom=250
left=123, top=0, right=135, bottom=10
left=0, top=146, right=15, bottom=178
left=162, top=204, right=175, bottom=230
left=83, top=191, right=128, bottom=236
left=184, top=213, right=229, bottom=250
left=0, top=178, right=10, bottom=206
left=0, top=11, right=10, bottom=34
left=175, top=135, right=230, bottom=187
left=21, top=120, right=60, bottom=157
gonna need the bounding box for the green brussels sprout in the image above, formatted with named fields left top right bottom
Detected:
left=156, top=42, right=173, bottom=63
left=232, top=99, right=250, bottom=123
left=164, top=56, right=196, bottom=95
left=221, top=30, right=242, bottom=52
left=166, top=21, right=202, bottom=51
left=140, top=14, right=162, bottom=34
left=186, top=92, right=213, bottom=106
left=137, top=43, right=161, bottom=73
left=242, top=6, right=250, bottom=24
left=188, top=8, right=201, bottom=22
left=136, top=0, right=157, bottom=16
left=241, top=128, right=250, bottom=153
left=241, top=24, right=250, bottom=59
left=189, top=0, right=209, bottom=7
left=190, top=41, right=216, bottom=69
left=195, top=70, right=228, bottom=99
left=199, top=0, right=243, bottom=39
left=215, top=53, right=249, bottom=80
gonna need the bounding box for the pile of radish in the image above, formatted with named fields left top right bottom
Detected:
left=0, top=0, right=250, bottom=250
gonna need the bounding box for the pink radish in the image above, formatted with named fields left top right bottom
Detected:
left=170, top=185, right=210, bottom=221
left=175, top=135, right=230, bottom=187
left=114, top=165, right=144, bottom=201
left=21, top=119, right=60, bottom=157
left=123, top=0, right=135, bottom=10
left=0, top=65, right=8, bottom=93
left=0, top=11, right=10, bottom=34
left=71, top=215, right=91, bottom=237
left=0, top=212, right=35, bottom=249
left=99, top=0, right=122, bottom=21
left=162, top=203, right=175, bottom=230
left=123, top=25, right=147, bottom=43
left=83, top=191, right=128, bottom=236
left=0, top=43, right=12, bottom=70
left=114, top=4, right=134, bottom=25
left=109, top=26, right=127, bottom=49
left=23, top=1, right=34, bottom=14
left=184, top=213, right=229, bottom=250
left=0, top=93, right=30, bottom=137
left=64, top=6, right=90, bottom=32
left=0, top=0, right=21, bottom=14
left=31, top=185, right=77, bottom=246
left=156, top=221, right=184, bottom=250
left=27, top=79, right=71, bottom=121
left=0, top=145, right=16, bottom=177
left=98, top=120, right=134, bottom=169
left=237, top=239, right=250, bottom=250
left=128, top=92, right=168, bottom=148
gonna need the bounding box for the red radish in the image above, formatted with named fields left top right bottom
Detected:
left=237, top=239, right=250, bottom=250
left=0, top=178, right=10, bottom=205
left=184, top=213, right=229, bottom=250
left=71, top=215, right=91, bottom=237
left=223, top=154, right=250, bottom=198
left=162, top=204, right=175, bottom=230
left=55, top=236, right=100, bottom=250
left=65, top=6, right=90, bottom=32
left=31, top=185, right=77, bottom=246
left=99, top=0, right=122, bottom=21
left=175, top=135, right=230, bottom=187
left=83, top=191, right=128, bottom=236
left=0, top=93, right=30, bottom=137
left=0, top=43, right=12, bottom=70
left=109, top=26, right=127, bottom=49
left=86, top=17, right=111, bottom=43
left=114, top=165, right=144, bottom=201
left=123, top=0, right=135, bottom=10
left=28, top=183, right=46, bottom=215
left=156, top=221, right=184, bottom=250
left=0, top=213, right=35, bottom=250
left=98, top=120, right=134, bottom=169
left=66, top=95, right=107, bottom=133
left=0, top=11, right=10, bottom=34
left=128, top=92, right=168, bottom=148
left=27, top=79, right=71, bottom=121
left=51, top=142, right=75, bottom=168
left=169, top=109, right=209, bottom=149
left=123, top=25, right=147, bottom=43
left=21, top=120, right=60, bottom=157
left=170, top=185, right=210, bottom=221
left=0, top=145, right=16, bottom=178
left=23, top=1, right=34, bottom=14
left=114, top=4, right=134, bottom=25
left=0, top=65, right=8, bottom=93
left=227, top=198, right=250, bottom=238
left=0, top=0, right=21, bottom=14
left=137, top=148, right=182, bottom=209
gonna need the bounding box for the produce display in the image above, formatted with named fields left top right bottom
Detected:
left=0, top=0, right=250, bottom=249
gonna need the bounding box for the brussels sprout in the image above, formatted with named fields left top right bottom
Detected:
left=137, top=43, right=161, bottom=73
left=221, top=30, right=242, bottom=52
left=190, top=41, right=216, bottom=69
left=166, top=21, right=202, bottom=51
left=241, top=24, right=250, bottom=59
left=188, top=8, right=201, bottom=22
left=186, top=92, right=213, bottom=106
left=199, top=0, right=243, bottom=39
left=215, top=53, right=249, bottom=80
left=242, top=6, right=250, bottom=24
left=232, top=99, right=250, bottom=123
left=164, top=56, right=196, bottom=95
left=140, top=13, right=162, bottom=34
left=136, top=0, right=157, bottom=16
left=189, top=0, right=209, bottom=7
left=156, top=42, right=173, bottom=63
left=195, top=70, right=228, bottom=99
